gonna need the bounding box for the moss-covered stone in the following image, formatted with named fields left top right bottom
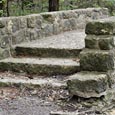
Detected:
left=85, top=35, right=115, bottom=50
left=27, top=16, right=36, bottom=28
left=85, top=35, right=99, bottom=49
left=85, top=21, right=114, bottom=35
left=80, top=49, right=115, bottom=72
left=67, top=72, right=108, bottom=98
left=41, top=13, right=55, bottom=23
left=0, top=58, right=80, bottom=75
left=0, top=20, right=5, bottom=28
left=15, top=46, right=82, bottom=58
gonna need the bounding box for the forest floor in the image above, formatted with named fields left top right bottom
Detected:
left=0, top=83, right=115, bottom=115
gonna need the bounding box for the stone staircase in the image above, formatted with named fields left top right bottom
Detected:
left=0, top=16, right=115, bottom=100
left=0, top=8, right=111, bottom=99
left=68, top=16, right=115, bottom=98
left=0, top=30, right=85, bottom=76
left=0, top=30, right=85, bottom=89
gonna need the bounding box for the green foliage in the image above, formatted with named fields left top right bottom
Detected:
left=104, top=0, right=115, bottom=15
left=0, top=0, right=115, bottom=17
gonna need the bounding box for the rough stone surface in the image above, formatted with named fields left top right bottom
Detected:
left=0, top=77, right=67, bottom=88
left=0, top=8, right=108, bottom=59
left=0, top=57, right=80, bottom=75
left=50, top=111, right=78, bottom=115
left=67, top=72, right=109, bottom=98
left=85, top=16, right=115, bottom=35
left=80, top=49, right=115, bottom=72
left=14, top=31, right=85, bottom=58
left=85, top=35, right=115, bottom=50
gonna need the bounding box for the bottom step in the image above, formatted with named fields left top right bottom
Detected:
left=0, top=74, right=67, bottom=88
left=0, top=57, right=80, bottom=75
left=67, top=72, right=109, bottom=98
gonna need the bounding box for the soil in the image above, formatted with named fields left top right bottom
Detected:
left=0, top=86, right=115, bottom=115
left=0, top=72, right=114, bottom=115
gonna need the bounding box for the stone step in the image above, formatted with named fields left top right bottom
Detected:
left=85, top=16, right=115, bottom=35
left=0, top=75, right=67, bottom=88
left=80, top=49, right=114, bottom=72
left=67, top=71, right=109, bottom=98
left=0, top=57, right=80, bottom=75
left=13, top=31, right=85, bottom=58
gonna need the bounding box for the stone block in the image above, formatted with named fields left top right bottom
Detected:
left=35, top=15, right=43, bottom=29
left=25, top=28, right=43, bottom=41
left=0, top=18, right=6, bottom=28
left=42, top=23, right=53, bottom=36
left=27, top=15, right=36, bottom=28
left=85, top=35, right=115, bottom=50
left=107, top=70, right=115, bottom=88
left=62, top=11, right=78, bottom=19
left=67, top=72, right=108, bottom=98
left=11, top=18, right=20, bottom=33
left=61, top=19, right=71, bottom=31
left=12, top=29, right=26, bottom=45
left=85, top=17, right=115, bottom=35
left=0, top=35, right=11, bottom=48
left=53, top=22, right=61, bottom=34
left=69, top=18, right=77, bottom=30
left=80, top=49, right=115, bottom=72
left=19, top=16, right=27, bottom=29
left=41, top=13, right=55, bottom=23
left=0, top=48, right=10, bottom=59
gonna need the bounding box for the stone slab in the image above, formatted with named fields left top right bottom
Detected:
left=67, top=72, right=108, bottom=98
left=0, top=77, right=67, bottom=88
left=80, top=49, right=115, bottom=72
left=85, top=17, right=115, bottom=35
left=14, top=31, right=85, bottom=58
left=0, top=57, right=80, bottom=75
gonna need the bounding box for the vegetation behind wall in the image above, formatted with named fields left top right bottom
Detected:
left=0, top=0, right=115, bottom=17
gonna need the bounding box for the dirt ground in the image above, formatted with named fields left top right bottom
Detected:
left=0, top=86, right=115, bottom=115
left=0, top=71, right=114, bottom=115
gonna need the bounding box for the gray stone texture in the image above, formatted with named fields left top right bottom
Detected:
left=14, top=31, right=85, bottom=58
left=85, top=16, right=115, bottom=35
left=0, top=8, right=108, bottom=59
left=67, top=72, right=109, bottom=98
left=80, top=49, right=115, bottom=72
left=0, top=57, right=80, bottom=75
left=85, top=35, right=115, bottom=50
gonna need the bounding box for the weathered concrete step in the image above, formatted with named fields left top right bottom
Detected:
left=13, top=31, right=85, bottom=58
left=0, top=76, right=67, bottom=88
left=67, top=71, right=109, bottom=98
left=0, top=57, right=80, bottom=75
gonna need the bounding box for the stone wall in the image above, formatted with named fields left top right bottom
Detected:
left=67, top=16, right=115, bottom=98
left=0, top=8, right=109, bottom=59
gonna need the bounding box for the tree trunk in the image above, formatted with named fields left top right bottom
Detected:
left=49, top=0, right=59, bottom=12
left=0, top=0, right=3, bottom=11
left=6, top=0, right=10, bottom=16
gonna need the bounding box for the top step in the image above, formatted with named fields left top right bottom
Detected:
left=86, top=16, right=115, bottom=35
left=13, top=31, right=85, bottom=58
